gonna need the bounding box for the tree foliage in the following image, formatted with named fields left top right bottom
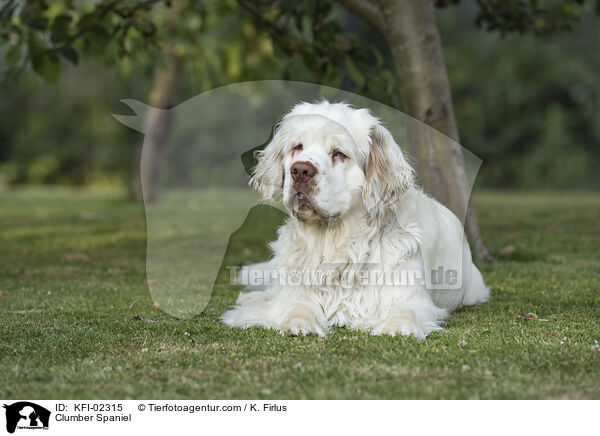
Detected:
left=472, top=0, right=590, bottom=34
left=1, top=0, right=167, bottom=81
left=435, top=0, right=591, bottom=34
left=0, top=0, right=598, bottom=189
left=0, top=0, right=397, bottom=99
left=0, top=1, right=593, bottom=84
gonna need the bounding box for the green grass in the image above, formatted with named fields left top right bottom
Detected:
left=1, top=187, right=599, bottom=399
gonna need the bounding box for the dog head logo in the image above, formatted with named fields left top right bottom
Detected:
left=112, top=81, right=482, bottom=319
left=3, top=402, right=50, bottom=434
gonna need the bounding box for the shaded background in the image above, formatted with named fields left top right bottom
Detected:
left=0, top=0, right=598, bottom=192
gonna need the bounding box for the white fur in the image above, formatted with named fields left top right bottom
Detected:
left=222, top=101, right=489, bottom=339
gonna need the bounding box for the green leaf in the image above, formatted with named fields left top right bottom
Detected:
left=90, top=25, right=110, bottom=38
left=59, top=47, right=79, bottom=65
left=50, top=14, right=72, bottom=44
left=0, top=0, right=17, bottom=23
left=77, top=12, right=97, bottom=29
left=302, top=49, right=318, bottom=70
left=32, top=51, right=60, bottom=82
left=4, top=44, right=21, bottom=66
left=134, top=20, right=157, bottom=37
left=344, top=55, right=365, bottom=89
left=24, top=17, right=48, bottom=30
left=301, top=15, right=313, bottom=43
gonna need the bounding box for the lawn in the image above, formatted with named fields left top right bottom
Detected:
left=1, top=187, right=599, bottom=399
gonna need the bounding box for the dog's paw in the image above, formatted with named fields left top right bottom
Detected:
left=279, top=305, right=328, bottom=337
left=279, top=317, right=327, bottom=337
left=220, top=307, right=246, bottom=328
left=236, top=290, right=271, bottom=305
left=220, top=305, right=273, bottom=330
left=371, top=309, right=440, bottom=339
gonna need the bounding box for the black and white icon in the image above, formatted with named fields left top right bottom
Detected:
left=3, top=402, right=50, bottom=434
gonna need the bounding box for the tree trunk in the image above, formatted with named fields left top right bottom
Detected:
left=337, top=0, right=494, bottom=263
left=129, top=3, right=182, bottom=202
left=129, top=44, right=181, bottom=202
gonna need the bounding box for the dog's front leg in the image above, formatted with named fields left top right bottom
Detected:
left=370, top=291, right=449, bottom=339
left=278, top=302, right=328, bottom=337
left=220, top=292, right=279, bottom=331
left=221, top=291, right=328, bottom=337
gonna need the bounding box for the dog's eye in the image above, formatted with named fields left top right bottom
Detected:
left=292, top=143, right=303, bottom=154
left=332, top=150, right=348, bottom=162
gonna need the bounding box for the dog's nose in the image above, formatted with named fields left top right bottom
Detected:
left=291, top=162, right=316, bottom=183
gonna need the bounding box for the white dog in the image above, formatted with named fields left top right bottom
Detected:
left=221, top=101, right=489, bottom=338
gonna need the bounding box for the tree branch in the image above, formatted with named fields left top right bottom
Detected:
left=334, top=0, right=384, bottom=31
left=237, top=0, right=289, bottom=44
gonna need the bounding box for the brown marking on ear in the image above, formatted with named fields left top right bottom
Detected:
left=362, top=124, right=414, bottom=225
left=365, top=127, right=394, bottom=198
left=250, top=128, right=286, bottom=202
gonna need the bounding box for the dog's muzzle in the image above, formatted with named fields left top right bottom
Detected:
left=293, top=191, right=313, bottom=212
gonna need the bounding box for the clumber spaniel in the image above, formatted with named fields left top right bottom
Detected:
left=221, top=101, right=489, bottom=338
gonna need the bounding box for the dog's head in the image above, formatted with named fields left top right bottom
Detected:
left=251, top=101, right=414, bottom=225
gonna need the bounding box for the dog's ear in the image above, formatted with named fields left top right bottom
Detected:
left=362, top=122, right=414, bottom=224
left=250, top=125, right=286, bottom=202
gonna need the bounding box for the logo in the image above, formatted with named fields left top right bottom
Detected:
left=3, top=402, right=50, bottom=434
